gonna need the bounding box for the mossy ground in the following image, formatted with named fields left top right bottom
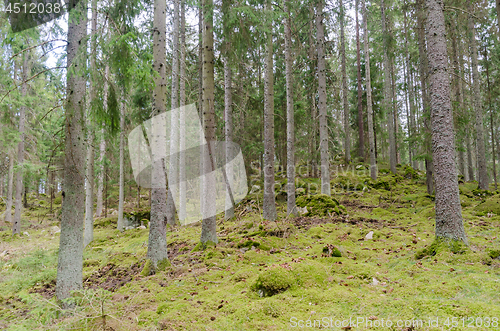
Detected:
left=1, top=167, right=500, bottom=330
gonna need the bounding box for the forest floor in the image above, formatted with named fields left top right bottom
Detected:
left=1, top=164, right=500, bottom=330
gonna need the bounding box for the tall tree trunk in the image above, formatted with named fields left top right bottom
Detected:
left=179, top=0, right=187, bottom=222
left=403, top=4, right=416, bottom=169
left=201, top=0, right=218, bottom=242
left=484, top=48, right=497, bottom=190
left=308, top=5, right=318, bottom=177
left=425, top=0, right=467, bottom=243
left=416, top=0, right=434, bottom=194
left=84, top=0, right=97, bottom=247
left=95, top=65, right=108, bottom=218
left=362, top=0, right=376, bottom=180
left=117, top=95, right=125, bottom=231
left=13, top=53, right=28, bottom=235
left=4, top=153, right=14, bottom=223
left=496, top=0, right=500, bottom=38
left=263, top=0, right=278, bottom=219
left=340, top=0, right=350, bottom=165
left=316, top=0, right=331, bottom=195
left=56, top=0, right=87, bottom=303
left=284, top=0, right=296, bottom=217
left=381, top=0, right=396, bottom=174
left=467, top=4, right=488, bottom=190
left=355, top=0, right=364, bottom=161
left=167, top=0, right=180, bottom=226
left=147, top=0, right=169, bottom=269
left=198, top=0, right=204, bottom=217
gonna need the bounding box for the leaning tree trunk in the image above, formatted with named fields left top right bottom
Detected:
left=362, top=0, right=376, bottom=180
left=201, top=0, right=218, bottom=242
left=84, top=0, right=98, bottom=247
left=381, top=0, right=396, bottom=174
left=147, top=0, right=170, bottom=269
left=425, top=0, right=467, bottom=243
left=355, top=0, right=365, bottom=161
left=417, top=0, right=434, bottom=195
left=467, top=3, right=488, bottom=190
left=340, top=0, right=350, bottom=165
left=263, top=0, right=278, bottom=220
left=316, top=0, right=331, bottom=195
left=284, top=0, right=296, bottom=217
left=12, top=53, right=28, bottom=235
left=4, top=153, right=14, bottom=223
left=55, top=0, right=87, bottom=303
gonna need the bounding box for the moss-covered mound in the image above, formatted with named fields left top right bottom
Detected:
left=474, top=194, right=500, bottom=215
left=295, top=194, right=345, bottom=217
left=252, top=267, right=295, bottom=297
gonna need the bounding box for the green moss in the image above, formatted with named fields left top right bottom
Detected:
left=252, top=267, right=295, bottom=297
left=157, top=258, right=171, bottom=271
left=192, top=240, right=217, bottom=252
left=296, top=194, right=342, bottom=216
left=53, top=197, right=62, bottom=204
left=237, top=240, right=260, bottom=249
left=94, top=217, right=117, bottom=228
left=474, top=195, right=500, bottom=215
left=488, top=249, right=500, bottom=259
left=322, top=245, right=341, bottom=257
left=415, top=237, right=468, bottom=259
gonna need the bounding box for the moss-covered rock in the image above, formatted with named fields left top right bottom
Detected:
left=474, top=195, right=500, bottom=215
left=296, top=194, right=343, bottom=217
left=252, top=267, right=295, bottom=297
left=322, top=244, right=341, bottom=257
left=488, top=249, right=500, bottom=260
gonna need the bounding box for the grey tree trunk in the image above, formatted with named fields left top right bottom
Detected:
left=55, top=0, right=87, bottom=303
left=425, top=0, right=467, bottom=243
left=340, top=0, right=350, bottom=165
left=496, top=0, right=500, bottom=38
left=355, top=0, right=364, bottom=161
left=263, top=0, right=277, bottom=220
left=484, top=49, right=497, bottom=190
left=284, top=0, right=296, bottom=217
left=362, top=0, right=376, bottom=180
left=467, top=4, right=488, bottom=190
left=147, top=0, right=169, bottom=268
left=167, top=0, right=180, bottom=226
left=416, top=0, right=434, bottom=195
left=403, top=5, right=416, bottom=169
left=179, top=0, right=187, bottom=222
left=13, top=54, right=28, bottom=235
left=201, top=0, right=218, bottom=242
left=95, top=66, right=108, bottom=218
left=4, top=153, right=14, bottom=223
left=316, top=0, right=331, bottom=195
left=84, top=0, right=97, bottom=247
left=381, top=0, right=396, bottom=174
left=117, top=95, right=125, bottom=232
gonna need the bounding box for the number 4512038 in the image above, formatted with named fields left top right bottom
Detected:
left=4, top=2, right=62, bottom=14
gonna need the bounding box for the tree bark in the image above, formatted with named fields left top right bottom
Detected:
left=263, top=0, right=277, bottom=219
left=147, top=0, right=169, bottom=268
left=484, top=48, right=497, bottom=190
left=316, top=0, right=331, bottom=195
left=201, top=0, right=218, bottom=242
left=4, top=154, right=14, bottom=223
left=362, top=0, right=376, bottom=180
left=13, top=53, right=28, bottom=235
left=355, top=0, right=365, bottom=161
left=403, top=4, right=416, bottom=169
left=84, top=0, right=97, bottom=247
left=467, top=3, right=488, bottom=190
left=95, top=65, right=108, bottom=218
left=416, top=0, right=434, bottom=195
left=56, top=0, right=87, bottom=303
left=284, top=0, right=296, bottom=217
left=179, top=0, right=187, bottom=222
left=381, top=0, right=396, bottom=174
left=340, top=0, right=350, bottom=165
left=425, top=0, right=467, bottom=243
left=167, top=0, right=180, bottom=226
left=117, top=94, right=125, bottom=231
